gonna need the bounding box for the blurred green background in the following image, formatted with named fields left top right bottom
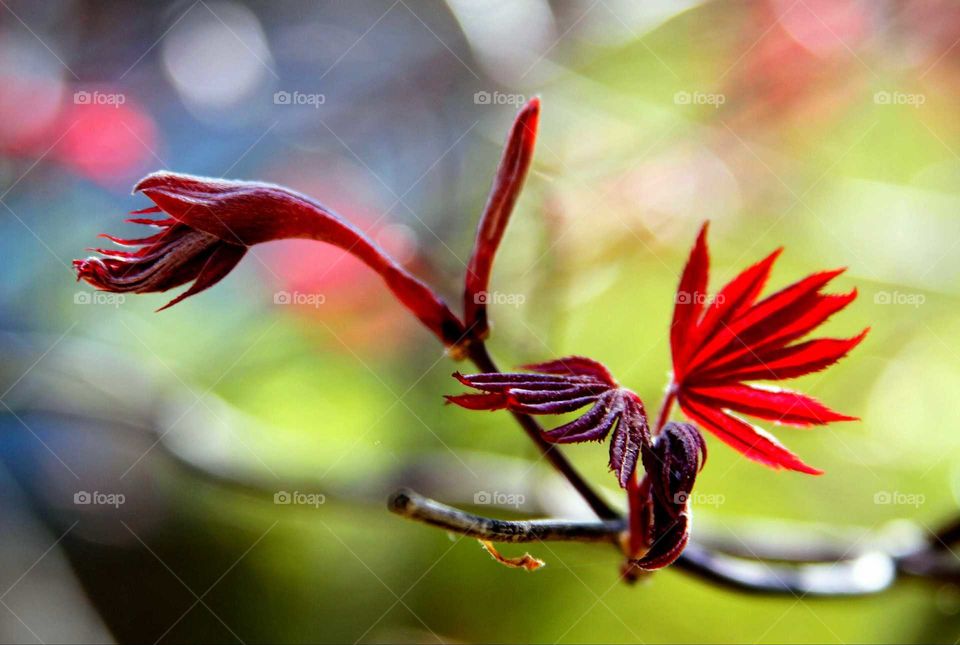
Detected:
left=1, top=0, right=959, bottom=642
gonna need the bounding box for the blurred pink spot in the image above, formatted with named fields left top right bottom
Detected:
left=773, top=0, right=872, bottom=58
left=56, top=99, right=158, bottom=187
left=0, top=74, right=160, bottom=190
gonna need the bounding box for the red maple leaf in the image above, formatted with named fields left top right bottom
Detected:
left=447, top=356, right=649, bottom=488
left=667, top=223, right=868, bottom=474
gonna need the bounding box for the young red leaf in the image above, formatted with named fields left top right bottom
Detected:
left=682, top=248, right=781, bottom=363
left=684, top=270, right=848, bottom=376
left=668, top=223, right=866, bottom=474
left=521, top=356, right=616, bottom=385
left=628, top=422, right=706, bottom=570
left=641, top=422, right=707, bottom=514
left=75, top=172, right=466, bottom=347
left=446, top=356, right=649, bottom=488
left=699, top=331, right=868, bottom=383
left=671, top=222, right=710, bottom=368
left=686, top=384, right=855, bottom=426
left=678, top=391, right=823, bottom=475
left=463, top=97, right=540, bottom=340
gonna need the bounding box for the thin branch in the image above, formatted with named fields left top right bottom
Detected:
left=389, top=488, right=960, bottom=597
left=389, top=488, right=624, bottom=543
left=673, top=543, right=894, bottom=596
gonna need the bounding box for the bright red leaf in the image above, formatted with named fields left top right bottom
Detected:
left=669, top=222, right=868, bottom=474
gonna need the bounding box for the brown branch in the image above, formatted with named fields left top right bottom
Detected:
left=389, top=488, right=624, bottom=543
left=389, top=488, right=960, bottom=596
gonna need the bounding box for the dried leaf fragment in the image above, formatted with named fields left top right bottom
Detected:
left=479, top=540, right=545, bottom=572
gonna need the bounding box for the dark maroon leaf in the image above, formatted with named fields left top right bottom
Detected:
left=447, top=356, right=650, bottom=488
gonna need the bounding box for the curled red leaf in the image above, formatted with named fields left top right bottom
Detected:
left=628, top=423, right=706, bottom=571
left=74, top=171, right=466, bottom=346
